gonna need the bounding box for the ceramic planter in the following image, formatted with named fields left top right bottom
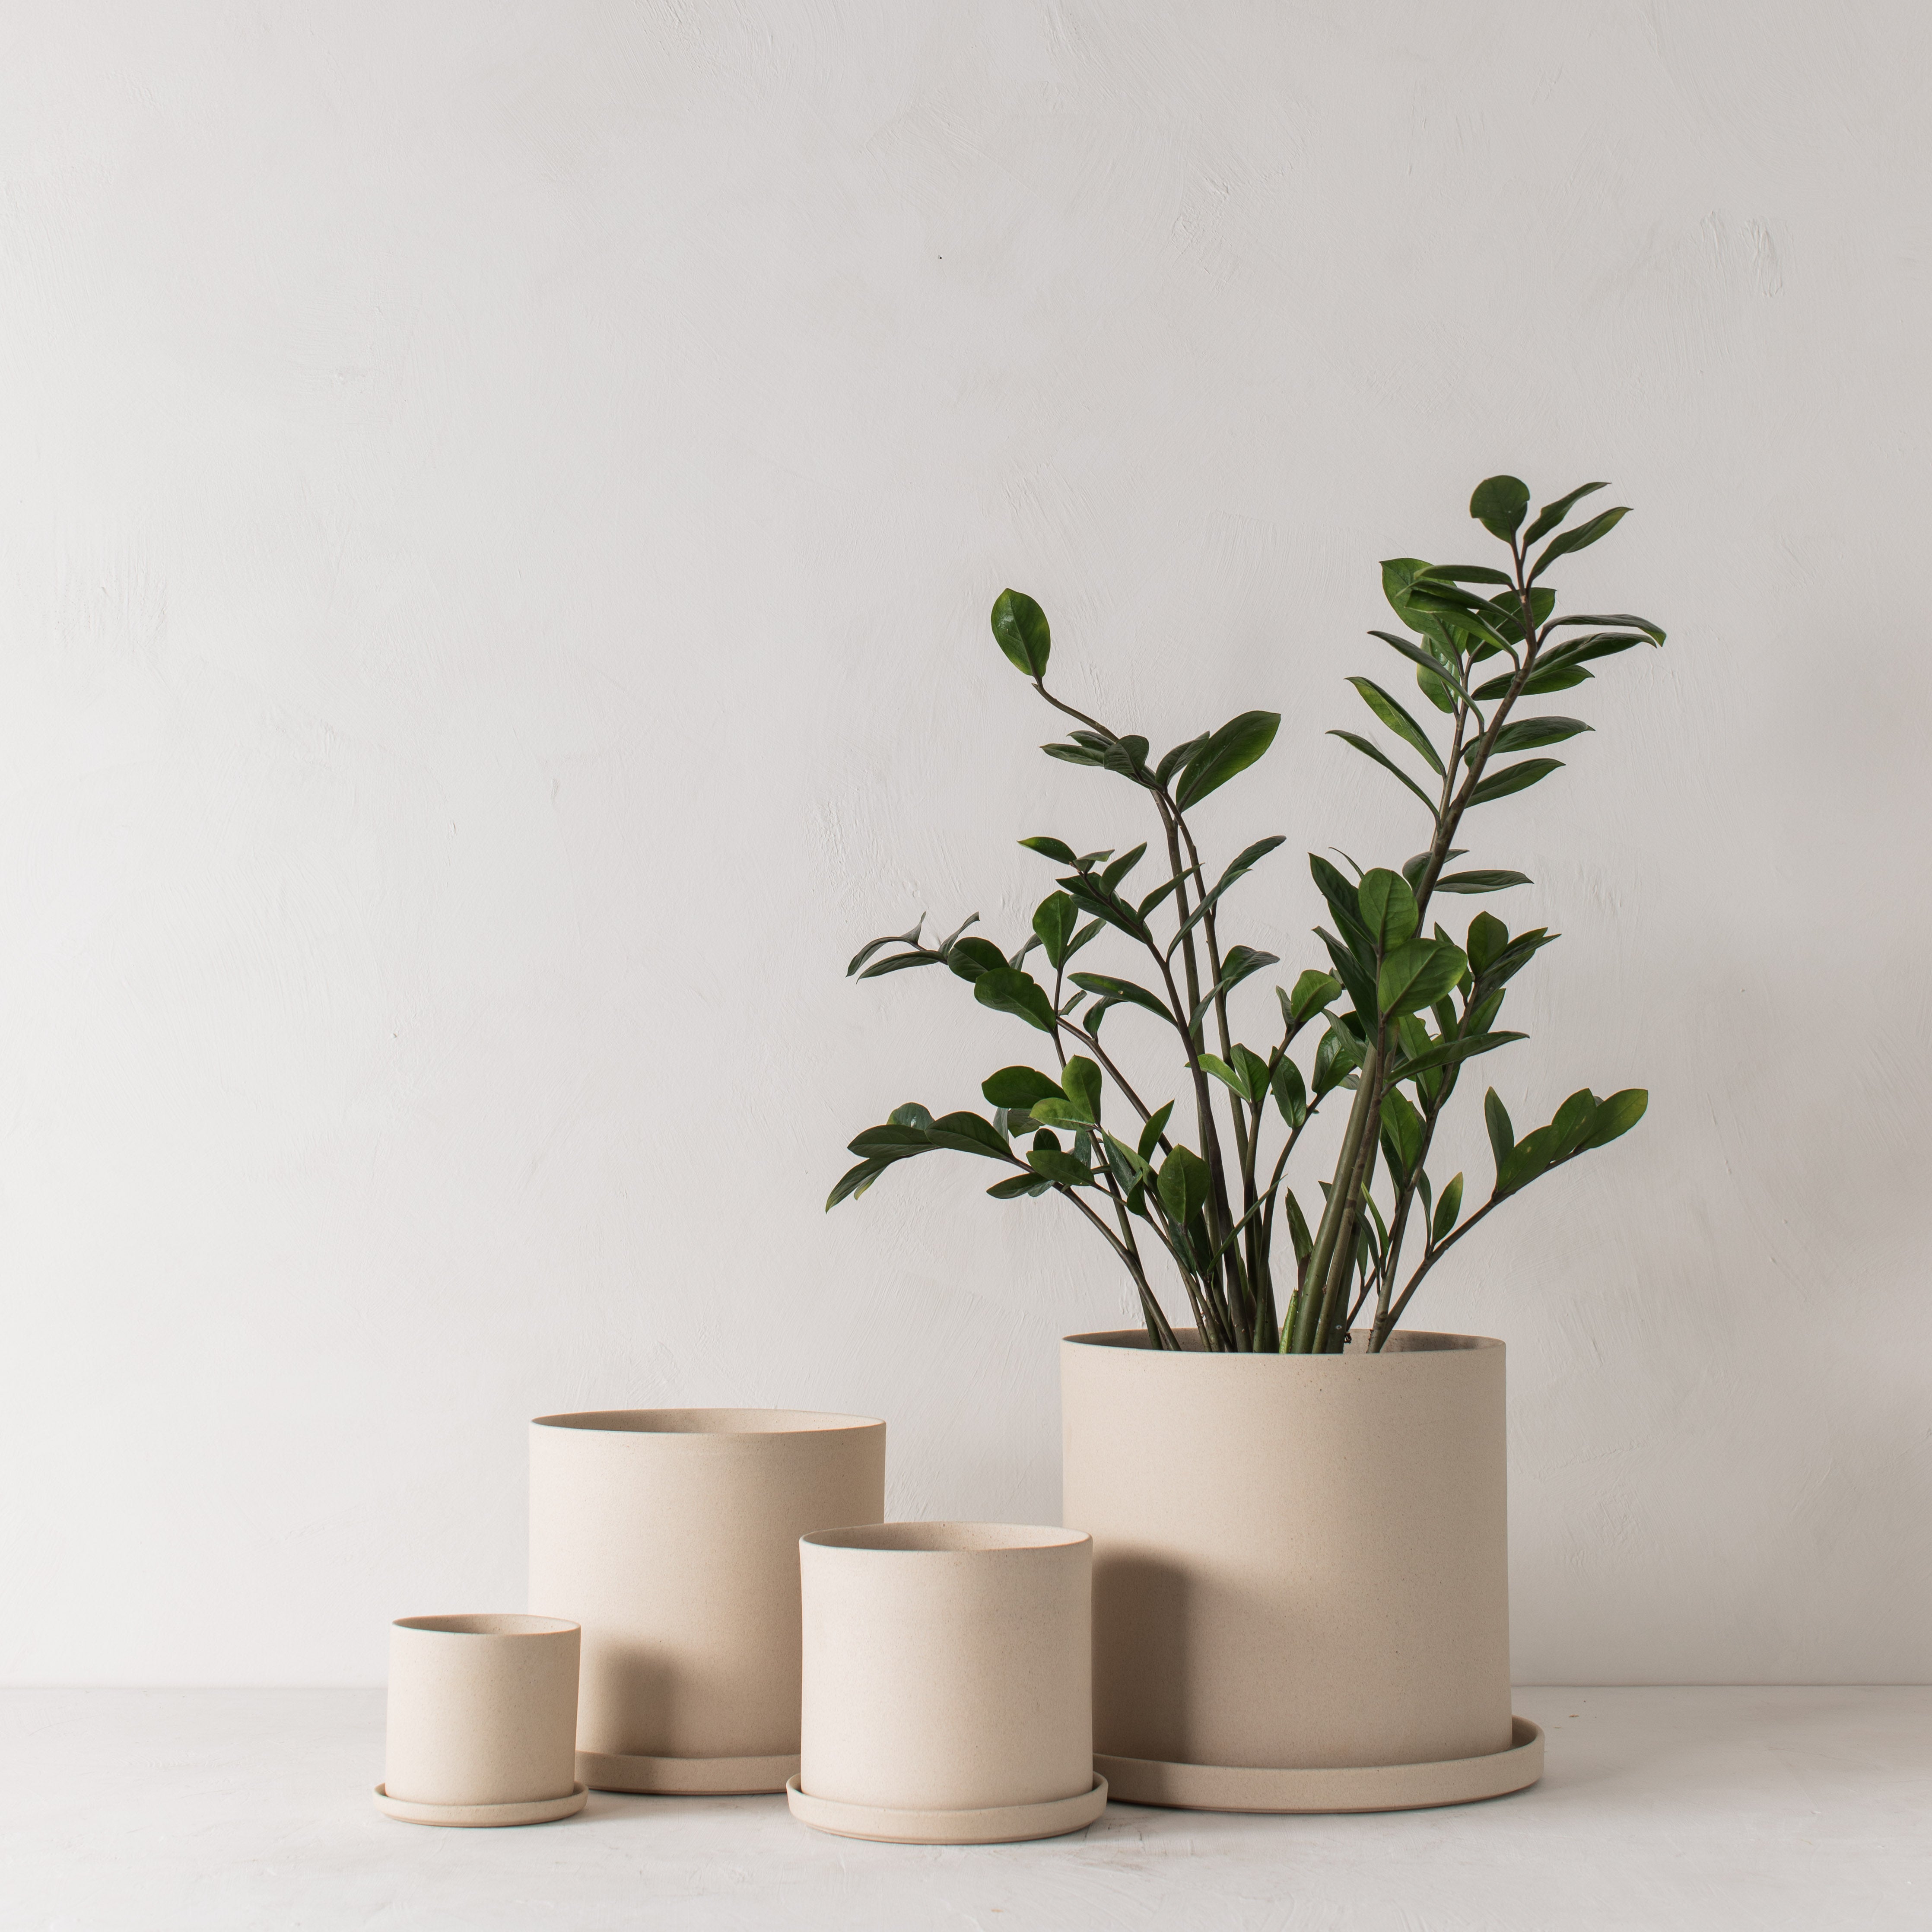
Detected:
left=374, top=1613, right=585, bottom=1827
left=1061, top=1328, right=1543, bottom=1812
left=528, top=1406, right=885, bottom=1794
left=788, top=1522, right=1108, bottom=1845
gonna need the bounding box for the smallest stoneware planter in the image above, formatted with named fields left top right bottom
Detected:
left=788, top=1522, right=1107, bottom=1846
left=374, top=1614, right=586, bottom=1827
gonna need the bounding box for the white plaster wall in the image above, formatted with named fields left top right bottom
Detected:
left=0, top=1, right=1925, bottom=1687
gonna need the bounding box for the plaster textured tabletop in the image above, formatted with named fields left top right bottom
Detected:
left=2, top=1687, right=1925, bottom=1929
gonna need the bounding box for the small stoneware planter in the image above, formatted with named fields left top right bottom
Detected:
left=374, top=1614, right=585, bottom=1827
left=788, top=1522, right=1108, bottom=1845
left=529, top=1407, right=885, bottom=1794
left=1061, top=1328, right=1543, bottom=1812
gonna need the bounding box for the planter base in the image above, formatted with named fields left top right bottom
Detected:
left=1097, top=1716, right=1543, bottom=1814
left=580, top=1749, right=798, bottom=1795
left=372, top=1782, right=588, bottom=1828
left=785, top=1774, right=1109, bottom=1845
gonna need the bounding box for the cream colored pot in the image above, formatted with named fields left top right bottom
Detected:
left=375, top=1613, right=585, bottom=1827
left=1061, top=1329, right=1543, bottom=1812
left=528, top=1407, right=885, bottom=1794
left=789, top=1522, right=1108, bottom=1845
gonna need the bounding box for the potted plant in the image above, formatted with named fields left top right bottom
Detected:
left=830, top=476, right=1665, bottom=1809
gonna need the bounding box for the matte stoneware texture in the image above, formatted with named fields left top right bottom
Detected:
left=528, top=1408, right=885, bottom=1794
left=1061, top=1329, right=1539, bottom=1812
left=377, top=1613, right=585, bottom=1827
left=791, top=1522, right=1108, bottom=1844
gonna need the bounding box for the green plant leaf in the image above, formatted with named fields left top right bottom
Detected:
left=1465, top=912, right=1509, bottom=976
left=1031, top=893, right=1077, bottom=969
left=1468, top=757, right=1563, bottom=807
left=1309, top=855, right=1373, bottom=958
left=1467, top=717, right=1591, bottom=763
left=847, top=1126, right=930, bottom=1160
left=1138, top=1100, right=1174, bottom=1160
left=1394, top=1029, right=1527, bottom=1082
left=1138, top=877, right=1184, bottom=921
left=945, top=935, right=1009, bottom=982
left=1431, top=1172, right=1464, bottom=1243
left=1498, top=1125, right=1557, bottom=1195
left=1167, top=836, right=1286, bottom=955
left=1550, top=1088, right=1599, bottom=1160
left=1472, top=663, right=1591, bottom=700
left=1484, top=1088, right=1515, bottom=1170
left=1099, top=736, right=1151, bottom=782
left=982, top=1066, right=1064, bottom=1109
left=1041, top=742, right=1105, bottom=767
left=1198, top=1053, right=1247, bottom=1098
left=1156, top=733, right=1210, bottom=786
left=925, top=1111, right=1010, bottom=1159
left=1028, top=1147, right=1094, bottom=1187
left=1546, top=610, right=1667, bottom=646
left=1288, top=969, right=1343, bottom=1023
left=1028, top=1096, right=1093, bottom=1128
left=825, top=1154, right=906, bottom=1209
left=847, top=918, right=926, bottom=977
left=1520, top=481, right=1608, bottom=548
left=1347, top=678, right=1444, bottom=775
left=1313, top=1022, right=1362, bottom=1096
left=1540, top=631, right=1647, bottom=667
left=1579, top=1087, right=1648, bottom=1149
left=1191, top=946, right=1281, bottom=1027
left=1058, top=874, right=1151, bottom=944
left=973, top=966, right=1058, bottom=1034
left=1378, top=937, right=1468, bottom=1017
left=991, top=588, right=1051, bottom=675
left=1435, top=869, right=1531, bottom=894
left=1469, top=475, right=1531, bottom=540
left=1101, top=843, right=1148, bottom=891
left=1019, top=835, right=1077, bottom=865
left=1317, top=928, right=1379, bottom=1028
left=1062, top=1056, right=1103, bottom=1121
left=888, top=1102, right=935, bottom=1131
left=1329, top=731, right=1442, bottom=817
left=1157, top=1145, right=1212, bottom=1226
left=1068, top=971, right=1173, bottom=1027
left=1231, top=1043, right=1272, bottom=1103
left=986, top=1173, right=1050, bottom=1200
left=1419, top=562, right=1516, bottom=586
left=1358, top=868, right=1420, bottom=952
left=1176, top=711, right=1282, bottom=810
left=1529, top=506, right=1630, bottom=583
left=1380, top=1087, right=1424, bottom=1179
left=1271, top=1054, right=1307, bottom=1126
left=1370, top=629, right=1472, bottom=702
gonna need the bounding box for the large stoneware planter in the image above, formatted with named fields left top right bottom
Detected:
left=788, top=1522, right=1107, bottom=1845
left=374, top=1613, right=585, bottom=1827
left=1061, top=1329, right=1543, bottom=1812
left=528, top=1407, right=885, bottom=1795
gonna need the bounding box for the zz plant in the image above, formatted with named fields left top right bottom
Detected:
left=830, top=476, right=1663, bottom=1353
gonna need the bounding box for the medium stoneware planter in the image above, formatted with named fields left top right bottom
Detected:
left=528, top=1407, right=885, bottom=1794
left=788, top=1522, right=1108, bottom=1845
left=374, top=1613, right=585, bottom=1827
left=1061, top=1328, right=1543, bottom=1812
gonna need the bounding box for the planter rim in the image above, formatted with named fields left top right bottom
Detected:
left=393, top=1613, right=578, bottom=1639
left=1064, top=1326, right=1500, bottom=1358
left=372, top=1781, right=588, bottom=1828
left=531, top=1406, right=883, bottom=1436
left=804, top=1520, right=1089, bottom=1556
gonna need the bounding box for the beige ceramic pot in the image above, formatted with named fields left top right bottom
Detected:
left=374, top=1613, right=585, bottom=1827
left=788, top=1521, right=1108, bottom=1845
left=528, top=1407, right=885, bottom=1794
left=1061, top=1328, right=1543, bottom=1812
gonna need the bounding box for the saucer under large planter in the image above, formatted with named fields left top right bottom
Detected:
left=1060, top=1329, right=1543, bottom=1812
left=528, top=1407, right=885, bottom=1795
left=374, top=1613, right=586, bottom=1827
left=788, top=1522, right=1107, bottom=1844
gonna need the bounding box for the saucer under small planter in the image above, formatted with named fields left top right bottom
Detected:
left=789, top=1522, right=1107, bottom=1845
left=376, top=1613, right=585, bottom=1827
left=529, top=1407, right=885, bottom=1795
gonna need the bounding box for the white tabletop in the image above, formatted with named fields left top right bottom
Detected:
left=3, top=1686, right=1925, bottom=1929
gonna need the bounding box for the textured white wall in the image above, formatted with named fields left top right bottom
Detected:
left=1, top=1, right=1926, bottom=1687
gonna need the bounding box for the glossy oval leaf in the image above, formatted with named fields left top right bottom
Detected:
left=1377, top=936, right=1468, bottom=1017
left=973, top=966, right=1058, bottom=1034
left=1468, top=757, right=1564, bottom=807
left=1434, top=869, right=1531, bottom=895
left=1580, top=1087, right=1648, bottom=1149
left=1520, top=481, right=1608, bottom=548
left=1176, top=711, right=1282, bottom=810
left=1347, top=678, right=1444, bottom=775
left=991, top=588, right=1051, bottom=675
left=982, top=1066, right=1065, bottom=1109
left=1528, top=506, right=1630, bottom=584
left=1358, top=867, right=1420, bottom=951
left=1469, top=475, right=1530, bottom=539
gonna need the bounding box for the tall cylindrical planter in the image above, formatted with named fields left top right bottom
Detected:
left=1061, top=1329, right=1543, bottom=1812
left=375, top=1614, right=585, bottom=1827
left=529, top=1407, right=885, bottom=1794
left=788, top=1522, right=1107, bottom=1845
